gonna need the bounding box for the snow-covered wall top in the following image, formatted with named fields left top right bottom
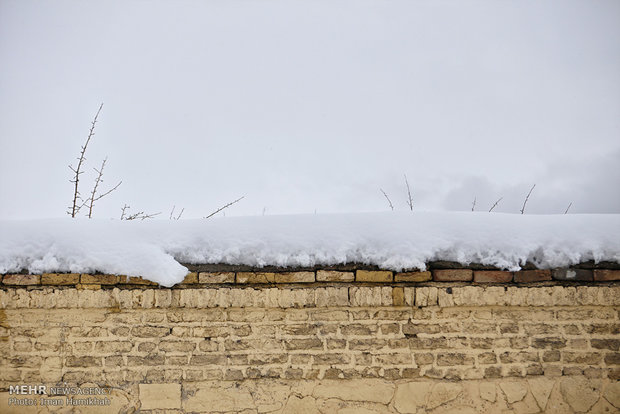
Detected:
left=1, top=212, right=619, bottom=287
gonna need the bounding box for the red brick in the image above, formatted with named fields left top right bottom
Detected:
left=513, top=270, right=552, bottom=283
left=552, top=269, right=593, bottom=281
left=593, top=270, right=620, bottom=281
left=395, top=271, right=431, bottom=282
left=473, top=271, right=513, bottom=283
left=433, top=269, right=472, bottom=282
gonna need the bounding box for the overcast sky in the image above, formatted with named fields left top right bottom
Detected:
left=1, top=0, right=619, bottom=220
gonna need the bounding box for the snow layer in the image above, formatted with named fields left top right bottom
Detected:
left=1, top=212, right=619, bottom=287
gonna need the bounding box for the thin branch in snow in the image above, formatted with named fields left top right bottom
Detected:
left=204, top=196, right=245, bottom=219
left=169, top=205, right=184, bottom=220
left=68, top=102, right=103, bottom=217
left=380, top=189, right=394, bottom=211
left=488, top=197, right=503, bottom=212
left=471, top=196, right=476, bottom=212
left=520, top=184, right=536, bottom=214
left=404, top=174, right=413, bottom=211
left=564, top=202, right=573, bottom=214
left=87, top=157, right=121, bottom=218
left=120, top=204, right=160, bottom=220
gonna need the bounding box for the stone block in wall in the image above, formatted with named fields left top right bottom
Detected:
left=180, top=272, right=198, bottom=284
left=473, top=271, right=513, bottom=283
left=514, top=270, right=552, bottom=283
left=275, top=272, right=315, bottom=283
left=593, top=270, right=620, bottom=281
left=316, top=270, right=354, bottom=282
left=41, top=273, right=80, bottom=285
left=81, top=274, right=119, bottom=285
left=356, top=270, right=393, bottom=282
left=198, top=272, right=235, bottom=283
left=237, top=272, right=276, bottom=283
left=395, top=271, right=432, bottom=282
left=124, top=276, right=158, bottom=285
left=2, top=274, right=40, bottom=285
left=433, top=269, right=473, bottom=282
left=139, top=384, right=181, bottom=410
left=552, top=269, right=593, bottom=281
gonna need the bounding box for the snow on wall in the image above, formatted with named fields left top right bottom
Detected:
left=1, top=212, right=619, bottom=287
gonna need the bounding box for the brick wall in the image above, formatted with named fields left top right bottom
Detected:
left=1, top=266, right=619, bottom=413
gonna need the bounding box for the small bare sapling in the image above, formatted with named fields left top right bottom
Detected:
left=520, top=184, right=536, bottom=214
left=380, top=189, right=394, bottom=211
left=204, top=196, right=245, bottom=219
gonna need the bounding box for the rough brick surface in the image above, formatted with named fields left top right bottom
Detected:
left=316, top=270, right=355, bottom=282
left=41, top=273, right=80, bottom=285
left=356, top=270, right=393, bottom=282
left=198, top=272, right=235, bottom=284
left=2, top=274, right=40, bottom=285
left=514, top=270, right=552, bottom=283
left=552, top=269, right=593, bottom=281
left=433, top=269, right=473, bottom=282
left=81, top=274, right=119, bottom=285
left=395, top=271, right=432, bottom=282
left=594, top=270, right=620, bottom=281
left=473, top=271, right=513, bottom=283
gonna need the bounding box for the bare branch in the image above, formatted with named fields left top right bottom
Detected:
left=169, top=205, right=184, bottom=220
left=380, top=189, right=394, bottom=211
left=564, top=202, right=573, bottom=214
left=120, top=204, right=160, bottom=220
left=204, top=196, right=245, bottom=219
left=520, top=184, right=536, bottom=214
left=488, top=197, right=503, bottom=212
left=69, top=103, right=103, bottom=217
left=404, top=174, right=413, bottom=211
left=471, top=196, right=476, bottom=212
left=87, top=157, right=121, bottom=218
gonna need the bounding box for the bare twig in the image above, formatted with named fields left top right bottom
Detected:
left=380, top=189, right=394, bottom=211
left=520, top=184, right=536, bottom=214
left=564, top=202, right=573, bottom=214
left=404, top=174, right=413, bottom=211
left=169, top=205, right=184, bottom=220
left=68, top=103, right=103, bottom=217
left=120, top=204, right=160, bottom=220
left=204, top=196, right=245, bottom=219
left=471, top=196, right=476, bottom=212
left=488, top=197, right=503, bottom=212
left=87, top=157, right=122, bottom=218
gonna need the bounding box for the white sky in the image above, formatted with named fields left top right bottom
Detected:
left=1, top=0, right=619, bottom=219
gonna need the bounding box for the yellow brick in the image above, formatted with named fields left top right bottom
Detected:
left=395, top=271, right=432, bottom=282
left=81, top=274, right=119, bottom=285
left=41, top=273, right=80, bottom=285
left=356, top=270, right=393, bottom=283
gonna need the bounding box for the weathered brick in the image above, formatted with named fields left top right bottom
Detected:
left=593, top=270, right=620, bottom=281
left=81, top=274, right=119, bottom=285
left=478, top=352, right=497, bottom=364
left=95, top=341, right=133, bottom=353
left=473, top=271, right=512, bottom=283
left=591, top=339, right=620, bottom=351
left=531, top=337, right=566, bottom=349
left=198, top=272, right=235, bottom=283
left=394, top=271, right=431, bottom=282
left=605, top=353, right=620, bottom=365
left=313, top=354, right=351, bottom=365
left=374, top=353, right=413, bottom=365
left=125, top=276, right=157, bottom=285
left=392, top=287, right=405, bottom=306
left=285, top=338, right=323, bottom=350
left=65, top=356, right=101, bottom=367
left=433, top=269, right=473, bottom=282
left=275, top=272, right=315, bottom=283
left=402, top=323, right=440, bottom=335
left=316, top=270, right=354, bottom=282
left=41, top=273, right=80, bottom=285
left=281, top=325, right=318, bottom=336
left=159, top=341, right=197, bottom=352
left=3, top=274, right=40, bottom=285
left=237, top=272, right=276, bottom=283
left=436, top=353, right=475, bottom=366
left=341, top=324, right=377, bottom=336
left=128, top=355, right=165, bottom=366
left=131, top=326, right=171, bottom=338
left=356, top=270, right=393, bottom=283
left=190, top=355, right=227, bottom=365
left=563, top=352, right=602, bottom=364
left=513, top=270, right=552, bottom=283
left=552, top=269, right=593, bottom=281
